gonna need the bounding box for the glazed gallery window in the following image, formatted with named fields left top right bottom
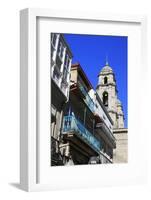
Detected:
left=62, top=55, right=70, bottom=82
left=58, top=41, right=64, bottom=60
left=50, top=33, right=128, bottom=167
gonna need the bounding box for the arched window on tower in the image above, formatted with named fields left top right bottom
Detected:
left=103, top=92, right=108, bottom=107
left=104, top=77, right=108, bottom=84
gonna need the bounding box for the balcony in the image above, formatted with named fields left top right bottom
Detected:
left=77, top=81, right=96, bottom=113
left=62, top=115, right=101, bottom=153
left=95, top=122, right=116, bottom=147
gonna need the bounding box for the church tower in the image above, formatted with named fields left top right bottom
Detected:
left=96, top=60, right=125, bottom=129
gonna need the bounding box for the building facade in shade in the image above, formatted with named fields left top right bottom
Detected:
left=60, top=63, right=116, bottom=165
left=96, top=61, right=128, bottom=163
left=51, top=33, right=73, bottom=166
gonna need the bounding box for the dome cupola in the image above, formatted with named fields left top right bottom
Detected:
left=99, top=60, right=113, bottom=75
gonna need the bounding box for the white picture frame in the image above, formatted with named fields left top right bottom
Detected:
left=20, top=8, right=147, bottom=191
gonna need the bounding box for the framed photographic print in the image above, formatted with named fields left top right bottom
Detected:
left=20, top=8, right=147, bottom=191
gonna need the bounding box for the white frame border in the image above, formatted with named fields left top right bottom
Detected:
left=20, top=8, right=147, bottom=192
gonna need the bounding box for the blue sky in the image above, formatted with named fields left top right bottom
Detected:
left=64, top=34, right=128, bottom=128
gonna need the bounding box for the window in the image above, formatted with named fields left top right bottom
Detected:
left=103, top=91, right=108, bottom=107
left=51, top=34, right=57, bottom=62
left=62, top=68, right=68, bottom=82
left=64, top=54, right=70, bottom=70
left=58, top=41, right=64, bottom=59
left=78, top=75, right=88, bottom=92
left=51, top=34, right=57, bottom=47
left=62, top=54, right=70, bottom=82
left=53, top=65, right=61, bottom=81
left=104, top=77, right=108, bottom=84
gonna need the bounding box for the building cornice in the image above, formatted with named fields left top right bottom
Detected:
left=113, top=128, right=128, bottom=134
left=97, top=83, right=116, bottom=87
left=98, top=72, right=114, bottom=76
left=108, top=109, right=117, bottom=114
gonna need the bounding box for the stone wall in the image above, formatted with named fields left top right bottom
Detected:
left=113, top=128, right=128, bottom=163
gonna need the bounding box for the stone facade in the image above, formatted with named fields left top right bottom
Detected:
left=96, top=61, right=124, bottom=129
left=113, top=129, right=128, bottom=163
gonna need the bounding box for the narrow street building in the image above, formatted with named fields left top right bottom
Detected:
left=51, top=33, right=73, bottom=166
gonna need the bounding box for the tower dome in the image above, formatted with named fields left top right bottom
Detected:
left=99, top=61, right=113, bottom=75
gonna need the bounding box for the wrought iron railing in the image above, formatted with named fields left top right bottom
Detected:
left=62, top=115, right=101, bottom=153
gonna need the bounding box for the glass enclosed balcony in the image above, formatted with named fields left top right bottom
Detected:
left=77, top=81, right=96, bottom=113
left=96, top=122, right=114, bottom=140
left=95, top=122, right=116, bottom=147
left=62, top=115, right=101, bottom=153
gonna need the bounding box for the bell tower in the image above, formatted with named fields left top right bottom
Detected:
left=96, top=61, right=124, bottom=129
